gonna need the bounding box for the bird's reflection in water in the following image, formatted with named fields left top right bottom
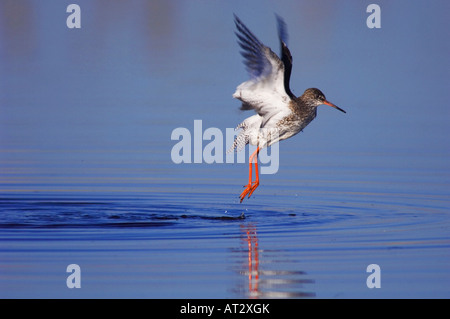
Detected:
left=234, top=224, right=315, bottom=298
left=245, top=225, right=259, bottom=295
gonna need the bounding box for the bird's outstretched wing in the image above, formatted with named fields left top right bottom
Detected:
left=276, top=15, right=294, bottom=99
left=233, top=15, right=292, bottom=124
left=234, top=14, right=270, bottom=79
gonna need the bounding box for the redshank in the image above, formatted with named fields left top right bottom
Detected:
left=229, top=15, right=346, bottom=203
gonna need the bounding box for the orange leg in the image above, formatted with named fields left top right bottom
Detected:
left=240, top=147, right=260, bottom=202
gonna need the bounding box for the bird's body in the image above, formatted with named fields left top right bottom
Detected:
left=230, top=15, right=346, bottom=202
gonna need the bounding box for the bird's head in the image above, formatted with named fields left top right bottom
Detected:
left=302, top=88, right=346, bottom=113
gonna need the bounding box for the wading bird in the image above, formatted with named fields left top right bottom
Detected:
left=229, top=15, right=346, bottom=203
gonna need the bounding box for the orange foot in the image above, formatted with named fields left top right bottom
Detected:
left=240, top=181, right=259, bottom=203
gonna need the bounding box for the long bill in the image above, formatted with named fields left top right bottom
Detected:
left=323, top=100, right=346, bottom=113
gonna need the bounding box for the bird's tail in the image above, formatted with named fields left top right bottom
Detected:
left=227, top=123, right=249, bottom=154
left=228, top=114, right=262, bottom=153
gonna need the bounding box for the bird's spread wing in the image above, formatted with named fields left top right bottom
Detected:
left=234, top=14, right=271, bottom=79
left=233, top=15, right=292, bottom=125
left=276, top=15, right=294, bottom=99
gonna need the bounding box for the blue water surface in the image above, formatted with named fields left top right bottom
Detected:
left=1, top=0, right=449, bottom=298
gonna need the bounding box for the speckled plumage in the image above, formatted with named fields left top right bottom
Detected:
left=230, top=15, right=345, bottom=202
left=230, top=16, right=345, bottom=153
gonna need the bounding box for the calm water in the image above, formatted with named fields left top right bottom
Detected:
left=1, top=151, right=449, bottom=298
left=1, top=1, right=449, bottom=299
